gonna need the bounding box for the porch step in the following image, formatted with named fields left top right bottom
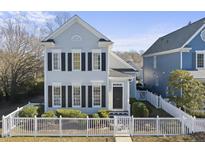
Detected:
left=109, top=111, right=129, bottom=118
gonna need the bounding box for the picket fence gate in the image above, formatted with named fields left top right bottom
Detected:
left=2, top=115, right=191, bottom=137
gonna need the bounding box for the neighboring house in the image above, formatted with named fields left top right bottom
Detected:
left=143, top=17, right=205, bottom=97
left=42, top=15, right=137, bottom=115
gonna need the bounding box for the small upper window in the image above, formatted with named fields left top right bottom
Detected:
left=93, top=52, right=101, bottom=70
left=73, top=52, right=81, bottom=71
left=53, top=53, right=61, bottom=70
left=153, top=56, right=157, bottom=69
left=197, top=53, right=204, bottom=68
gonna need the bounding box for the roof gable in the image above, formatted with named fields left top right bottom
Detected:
left=43, top=15, right=110, bottom=41
left=143, top=17, right=205, bottom=56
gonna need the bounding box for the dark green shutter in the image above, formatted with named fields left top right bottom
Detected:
left=68, top=85, right=72, bottom=107
left=88, top=52, right=92, bottom=71
left=101, top=52, right=106, bottom=71
left=48, top=52, right=52, bottom=71
left=68, top=53, right=72, bottom=71
left=62, top=86, right=66, bottom=107
left=102, top=85, right=106, bottom=107
left=81, top=52, right=86, bottom=71
left=81, top=86, right=86, bottom=107
left=48, top=85, right=52, bottom=107
left=61, top=53, right=66, bottom=71
left=88, top=86, right=92, bottom=107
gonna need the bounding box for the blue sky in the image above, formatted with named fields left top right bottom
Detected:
left=0, top=11, right=205, bottom=51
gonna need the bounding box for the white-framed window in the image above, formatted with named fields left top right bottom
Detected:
left=52, top=83, right=61, bottom=107
left=72, top=86, right=81, bottom=107
left=153, top=56, right=157, bottom=69
left=196, top=53, right=205, bottom=69
left=93, top=85, right=101, bottom=107
left=72, top=50, right=81, bottom=71
left=92, top=49, right=101, bottom=71
left=53, top=52, right=61, bottom=70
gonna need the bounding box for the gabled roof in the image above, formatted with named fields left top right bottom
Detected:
left=43, top=15, right=111, bottom=42
left=143, top=17, right=205, bottom=56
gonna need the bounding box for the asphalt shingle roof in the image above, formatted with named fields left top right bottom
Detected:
left=143, top=17, right=205, bottom=56
left=109, top=69, right=132, bottom=78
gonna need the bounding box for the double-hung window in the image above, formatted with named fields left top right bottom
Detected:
left=93, top=85, right=101, bottom=107
left=73, top=86, right=81, bottom=107
left=93, top=50, right=101, bottom=70
left=53, top=83, right=61, bottom=107
left=72, top=51, right=81, bottom=71
left=196, top=53, right=204, bottom=69
left=53, top=52, right=61, bottom=70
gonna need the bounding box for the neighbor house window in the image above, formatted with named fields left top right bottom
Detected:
left=93, top=50, right=101, bottom=70
left=153, top=56, right=157, bottom=69
left=73, top=86, right=81, bottom=107
left=53, top=53, right=61, bottom=70
left=197, top=53, right=204, bottom=68
left=53, top=84, right=61, bottom=107
left=93, top=85, right=101, bottom=107
left=73, top=52, right=81, bottom=70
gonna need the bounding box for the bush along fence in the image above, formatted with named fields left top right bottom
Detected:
left=2, top=115, right=189, bottom=137
left=136, top=90, right=205, bottom=133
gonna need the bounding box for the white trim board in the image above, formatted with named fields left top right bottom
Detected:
left=143, top=47, right=191, bottom=57
left=43, top=15, right=110, bottom=41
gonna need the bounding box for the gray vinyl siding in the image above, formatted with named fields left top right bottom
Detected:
left=143, top=52, right=181, bottom=97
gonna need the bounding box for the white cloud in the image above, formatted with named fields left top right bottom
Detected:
left=25, top=12, right=55, bottom=24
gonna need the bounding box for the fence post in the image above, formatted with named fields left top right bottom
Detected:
left=156, top=115, right=159, bottom=135
left=181, top=116, right=185, bottom=135
left=59, top=115, right=62, bottom=137
left=114, top=116, right=117, bottom=136
left=34, top=115, right=37, bottom=137
left=9, top=115, right=12, bottom=137
left=2, top=115, right=4, bottom=137
left=131, top=115, right=134, bottom=136
left=192, top=116, right=196, bottom=133
left=86, top=116, right=89, bottom=137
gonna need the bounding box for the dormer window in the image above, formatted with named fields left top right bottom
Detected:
left=196, top=52, right=205, bottom=69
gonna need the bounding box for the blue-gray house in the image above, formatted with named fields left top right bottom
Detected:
left=143, top=17, right=205, bottom=97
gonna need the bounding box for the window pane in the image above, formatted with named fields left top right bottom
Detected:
left=197, top=54, right=204, bottom=68
left=93, top=86, right=101, bottom=106
left=93, top=53, right=101, bottom=70
left=53, top=53, right=60, bottom=70
left=53, top=85, right=61, bottom=106
left=73, top=53, right=81, bottom=70
left=73, top=86, right=81, bottom=106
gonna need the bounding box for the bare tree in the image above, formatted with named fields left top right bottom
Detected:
left=0, top=19, right=43, bottom=100
left=41, top=12, right=71, bottom=36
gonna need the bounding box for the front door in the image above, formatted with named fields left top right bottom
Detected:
left=113, top=86, right=123, bottom=109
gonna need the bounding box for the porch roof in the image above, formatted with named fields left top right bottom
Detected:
left=109, top=69, right=133, bottom=78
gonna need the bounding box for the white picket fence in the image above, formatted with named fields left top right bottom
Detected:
left=136, top=90, right=205, bottom=133
left=2, top=116, right=189, bottom=137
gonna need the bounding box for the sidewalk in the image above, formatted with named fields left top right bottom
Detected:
left=115, top=137, right=132, bottom=142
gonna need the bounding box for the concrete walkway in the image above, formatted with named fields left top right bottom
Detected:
left=115, top=137, right=132, bottom=142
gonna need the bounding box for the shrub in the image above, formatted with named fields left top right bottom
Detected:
left=19, top=106, right=38, bottom=117
left=36, top=105, right=44, bottom=117
left=132, top=102, right=149, bottom=117
left=89, top=113, right=100, bottom=118
left=55, top=109, right=87, bottom=118
left=130, top=98, right=137, bottom=104
left=98, top=109, right=110, bottom=118
left=191, top=111, right=205, bottom=118
left=41, top=111, right=56, bottom=117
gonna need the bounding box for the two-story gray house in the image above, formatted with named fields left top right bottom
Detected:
left=143, top=17, right=205, bottom=97
left=42, top=15, right=137, bottom=115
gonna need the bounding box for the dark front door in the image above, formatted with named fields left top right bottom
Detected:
left=113, top=87, right=123, bottom=109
